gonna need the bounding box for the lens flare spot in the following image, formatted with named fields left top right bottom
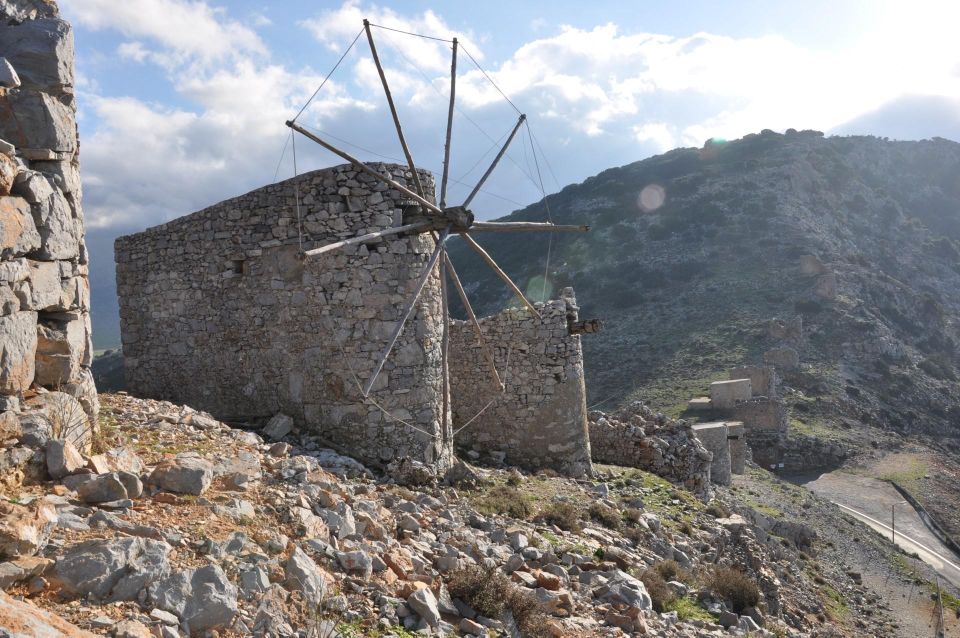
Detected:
left=637, top=184, right=666, bottom=212
left=526, top=274, right=553, bottom=302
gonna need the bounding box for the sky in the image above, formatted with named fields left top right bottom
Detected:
left=55, top=0, right=960, bottom=347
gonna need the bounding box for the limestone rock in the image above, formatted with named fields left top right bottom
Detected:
left=0, top=590, right=96, bottom=637
left=12, top=169, right=52, bottom=203
left=26, top=259, right=60, bottom=310
left=0, top=90, right=75, bottom=153
left=262, top=412, right=293, bottom=441
left=26, top=391, right=90, bottom=451
left=35, top=312, right=91, bottom=386
left=30, top=185, right=81, bottom=260
left=407, top=587, right=441, bottom=627
left=45, top=437, right=83, bottom=478
left=113, top=619, right=152, bottom=638
left=0, top=499, right=56, bottom=558
left=0, top=17, right=73, bottom=91
left=0, top=554, right=52, bottom=589
left=0, top=153, right=17, bottom=195
left=51, top=537, right=171, bottom=601
left=0, top=409, right=21, bottom=440
left=149, top=454, right=213, bottom=495
left=0, top=56, right=19, bottom=89
left=0, top=196, right=40, bottom=258
left=284, top=544, right=327, bottom=606
left=75, top=473, right=128, bottom=503
left=148, top=564, right=238, bottom=635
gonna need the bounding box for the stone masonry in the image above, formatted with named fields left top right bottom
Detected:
left=448, top=288, right=592, bottom=477
left=115, top=164, right=453, bottom=471
left=691, top=422, right=731, bottom=486
left=0, top=1, right=97, bottom=434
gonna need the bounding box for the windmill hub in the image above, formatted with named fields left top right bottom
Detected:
left=439, top=205, right=474, bottom=232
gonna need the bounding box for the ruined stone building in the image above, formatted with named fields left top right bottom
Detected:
left=0, top=2, right=97, bottom=428
left=115, top=163, right=594, bottom=475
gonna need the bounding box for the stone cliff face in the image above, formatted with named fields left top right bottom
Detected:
left=0, top=1, right=97, bottom=426
left=447, top=130, right=960, bottom=442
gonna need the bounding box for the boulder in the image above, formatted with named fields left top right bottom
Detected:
left=262, top=413, right=293, bottom=441
left=45, top=437, right=83, bottom=479
left=113, top=619, right=152, bottom=638
left=0, top=311, right=36, bottom=394
left=284, top=544, right=327, bottom=606
left=0, top=57, right=18, bottom=89
left=35, top=312, right=91, bottom=386
left=0, top=555, right=52, bottom=589
left=75, top=472, right=129, bottom=503
left=0, top=499, right=57, bottom=558
left=50, top=537, right=171, bottom=601
left=26, top=391, right=90, bottom=451
left=0, top=153, right=16, bottom=195
left=407, top=587, right=441, bottom=627
left=0, top=17, right=73, bottom=91
left=148, top=564, right=238, bottom=635
left=0, top=409, right=21, bottom=440
left=595, top=569, right=652, bottom=611
left=0, top=590, right=96, bottom=637
left=0, top=90, right=75, bottom=153
left=0, top=196, right=40, bottom=258
left=149, top=454, right=213, bottom=495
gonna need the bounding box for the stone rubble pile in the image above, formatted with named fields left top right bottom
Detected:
left=589, top=402, right=713, bottom=499
left=0, top=392, right=875, bottom=637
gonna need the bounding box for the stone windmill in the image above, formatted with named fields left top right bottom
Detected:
left=284, top=20, right=589, bottom=434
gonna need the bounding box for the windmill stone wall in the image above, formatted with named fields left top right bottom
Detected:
left=114, top=164, right=453, bottom=471
left=448, top=288, right=592, bottom=477
left=0, top=0, right=98, bottom=433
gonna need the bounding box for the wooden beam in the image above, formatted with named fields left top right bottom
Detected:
left=462, top=113, right=525, bottom=209
left=302, top=222, right=433, bottom=257
left=364, top=19, right=425, bottom=199
left=363, top=227, right=451, bottom=396
left=444, top=251, right=503, bottom=390
left=439, top=38, right=458, bottom=208
left=440, top=246, right=450, bottom=438
left=286, top=120, right=442, bottom=216
left=468, top=221, right=590, bottom=233
left=459, top=232, right=541, bottom=319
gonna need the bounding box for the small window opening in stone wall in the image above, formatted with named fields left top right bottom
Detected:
left=232, top=259, right=245, bottom=275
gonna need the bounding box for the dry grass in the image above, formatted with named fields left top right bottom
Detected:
left=588, top=502, right=622, bottom=531
left=473, top=485, right=533, bottom=519
left=534, top=501, right=581, bottom=532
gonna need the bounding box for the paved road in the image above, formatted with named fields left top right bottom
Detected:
left=802, top=471, right=960, bottom=589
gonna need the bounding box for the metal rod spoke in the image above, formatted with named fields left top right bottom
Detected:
left=459, top=232, right=541, bottom=319
left=444, top=252, right=503, bottom=390
left=439, top=38, right=458, bottom=208
left=364, top=19, right=425, bottom=199
left=462, top=114, right=525, bottom=209
left=286, top=121, right=442, bottom=215
left=363, top=226, right=452, bottom=396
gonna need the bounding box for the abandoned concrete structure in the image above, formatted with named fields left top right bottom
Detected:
left=449, top=288, right=591, bottom=477
left=0, top=3, right=97, bottom=429
left=116, top=164, right=453, bottom=470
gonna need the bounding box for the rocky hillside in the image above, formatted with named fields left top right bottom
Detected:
left=2, top=392, right=954, bottom=637
left=448, top=130, right=960, bottom=442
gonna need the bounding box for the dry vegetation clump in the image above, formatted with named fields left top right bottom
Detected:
left=588, top=502, right=622, bottom=530
left=534, top=502, right=581, bottom=532
left=448, top=566, right=549, bottom=637
left=474, top=485, right=532, bottom=519
left=654, top=559, right=691, bottom=584
left=708, top=566, right=761, bottom=613
left=639, top=568, right=674, bottom=612
left=705, top=502, right=731, bottom=518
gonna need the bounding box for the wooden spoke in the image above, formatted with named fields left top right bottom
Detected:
left=459, top=232, right=540, bottom=319
left=462, top=114, right=525, bottom=209
left=444, top=251, right=503, bottom=390
left=439, top=38, right=458, bottom=208
left=286, top=121, right=442, bottom=216
left=363, top=19, right=425, bottom=199
left=468, top=221, right=590, bottom=233
left=363, top=226, right=452, bottom=396
left=302, top=222, right=433, bottom=257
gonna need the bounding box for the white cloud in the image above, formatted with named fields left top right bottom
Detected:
left=61, top=0, right=267, bottom=67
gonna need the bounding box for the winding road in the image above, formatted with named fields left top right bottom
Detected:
left=802, top=471, right=960, bottom=589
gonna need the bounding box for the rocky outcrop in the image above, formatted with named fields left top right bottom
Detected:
left=0, top=0, right=96, bottom=458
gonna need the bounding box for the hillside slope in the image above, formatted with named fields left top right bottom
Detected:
left=448, top=130, right=960, bottom=443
